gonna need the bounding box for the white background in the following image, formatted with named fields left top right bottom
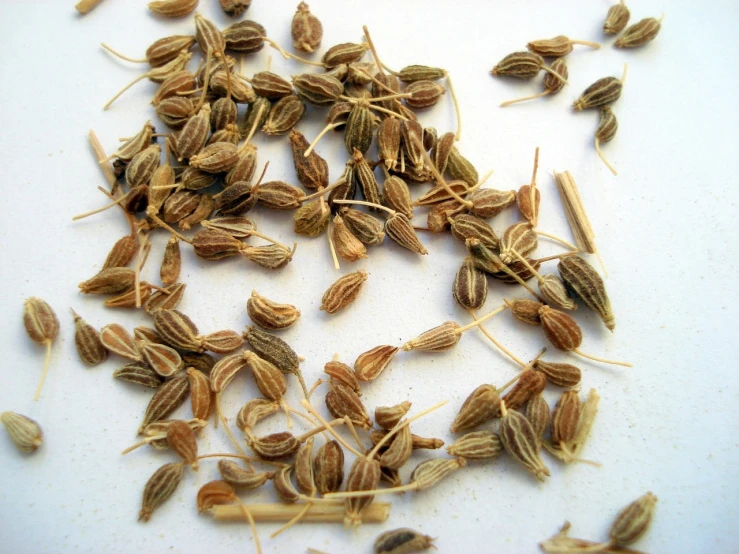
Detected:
left=0, top=0, right=737, bottom=552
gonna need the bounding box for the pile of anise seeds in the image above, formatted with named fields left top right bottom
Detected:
left=4, top=1, right=665, bottom=552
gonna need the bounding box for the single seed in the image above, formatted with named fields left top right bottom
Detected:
left=499, top=401, right=550, bottom=481
left=551, top=391, right=581, bottom=449
left=295, top=437, right=316, bottom=496
left=502, top=369, right=547, bottom=411
left=615, top=17, right=662, bottom=48
left=526, top=35, right=601, bottom=57
left=247, top=291, right=301, bottom=330
left=160, top=235, right=181, bottom=286
left=314, top=440, right=344, bottom=494
left=103, top=235, right=138, bottom=269
left=534, top=360, right=582, bottom=388
left=144, top=283, right=186, bottom=314
left=292, top=2, right=323, bottom=53
left=609, top=492, right=659, bottom=546
left=72, top=310, right=107, bottom=366
left=263, top=95, right=305, bottom=136
left=166, top=420, right=199, bottom=469
left=324, top=360, right=361, bottom=395
left=1, top=412, right=43, bottom=452
left=526, top=393, right=550, bottom=446
left=509, top=298, right=544, bottom=326
left=595, top=106, right=619, bottom=176
left=539, top=305, right=582, bottom=351
left=148, top=0, right=198, bottom=18
left=219, top=0, right=250, bottom=17
left=187, top=367, right=213, bottom=421
left=447, top=431, right=502, bottom=461
left=113, top=363, right=165, bottom=388
left=375, top=401, right=412, bottom=430
left=450, top=384, right=500, bottom=433
left=501, top=58, right=569, bottom=107
left=237, top=398, right=281, bottom=431
left=218, top=460, right=273, bottom=490
left=453, top=258, right=488, bottom=310
left=558, top=255, right=615, bottom=330
left=573, top=67, right=626, bottom=111
left=139, top=462, right=185, bottom=521
left=604, top=2, right=631, bottom=35
left=354, top=345, right=398, bottom=382
left=332, top=214, right=368, bottom=262
left=325, top=383, right=372, bottom=429
left=320, top=270, right=368, bottom=314
left=140, top=373, right=190, bottom=433
left=197, top=480, right=237, bottom=512
left=248, top=432, right=300, bottom=460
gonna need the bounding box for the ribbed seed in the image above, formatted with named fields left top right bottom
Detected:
left=539, top=274, right=577, bottom=311
left=139, top=462, right=184, bottom=521
left=492, top=52, right=545, bottom=79
left=526, top=393, right=550, bottom=445
left=325, top=383, right=372, bottom=429
left=402, top=321, right=460, bottom=352
left=324, top=360, right=361, bottom=395
left=539, top=305, right=583, bottom=351
left=140, top=373, right=190, bottom=432
left=603, top=2, right=631, bottom=35
left=597, top=105, right=618, bottom=144
left=210, top=353, right=249, bottom=393
left=125, top=145, right=161, bottom=188
left=314, top=440, right=344, bottom=494
left=333, top=214, right=367, bottom=262
left=354, top=345, right=398, bottom=382
left=256, top=181, right=303, bottom=210
left=166, top=420, right=198, bottom=468
left=218, top=460, right=273, bottom=489
left=157, top=236, right=181, bottom=287
left=534, top=360, right=582, bottom=388
left=340, top=208, right=385, bottom=246
left=248, top=432, right=300, bottom=460
left=201, top=216, right=256, bottom=238
left=398, top=64, right=447, bottom=83
left=289, top=129, right=329, bottom=190
left=378, top=425, right=413, bottom=469
left=404, top=80, right=446, bottom=109
left=386, top=213, right=428, bottom=255
left=273, top=466, right=300, bottom=503
left=415, top=180, right=469, bottom=207
left=103, top=235, right=137, bottom=269
left=432, top=131, right=454, bottom=172
left=294, top=199, right=330, bottom=237
left=1, top=412, right=43, bottom=452
left=180, top=166, right=216, bottom=192
left=468, top=188, right=516, bottom=218
left=263, top=95, right=305, bottom=136
left=321, top=42, right=368, bottom=68
left=447, top=431, right=502, bottom=461
left=237, top=398, right=280, bottom=431
left=609, top=492, right=658, bottom=546
left=410, top=457, right=466, bottom=490
left=344, top=457, right=381, bottom=527
left=450, top=384, right=500, bottom=432
left=466, top=239, right=505, bottom=274
left=320, top=270, right=368, bottom=314
left=377, top=117, right=401, bottom=170
left=189, top=142, right=239, bottom=173
left=499, top=402, right=550, bottom=481
left=225, top=144, right=257, bottom=187
left=101, top=324, right=141, bottom=361
left=374, top=529, right=435, bottom=554
left=103, top=283, right=151, bottom=309
left=426, top=199, right=466, bottom=233
left=144, top=283, right=186, bottom=314
left=293, top=73, right=343, bottom=106
left=140, top=341, right=183, bottom=377
left=197, top=480, right=237, bottom=512
left=113, top=363, right=164, bottom=388
left=615, top=17, right=661, bottom=48
left=295, top=437, right=316, bottom=495
left=148, top=0, right=198, bottom=17
left=374, top=402, right=411, bottom=430
left=72, top=310, right=107, bottom=365
left=551, top=390, right=581, bottom=448
left=244, top=352, right=287, bottom=401
left=242, top=244, right=295, bottom=269
left=152, top=71, right=197, bottom=106
left=573, top=77, right=622, bottom=111
left=449, top=214, right=498, bottom=250
left=178, top=193, right=214, bottom=231
left=499, top=222, right=538, bottom=264
left=292, top=2, right=322, bottom=52
left=509, top=299, right=543, bottom=325
left=382, top=176, right=413, bottom=219
left=247, top=291, right=300, bottom=330
left=161, top=190, right=199, bottom=223
left=453, top=258, right=488, bottom=310
left=211, top=97, right=238, bottom=130
left=186, top=367, right=212, bottom=421
left=214, top=182, right=258, bottom=216
left=501, top=369, right=547, bottom=411
left=401, top=119, right=425, bottom=170
left=243, top=327, right=300, bottom=375
left=345, top=102, right=375, bottom=155
left=328, top=161, right=357, bottom=207
left=201, top=330, right=244, bottom=354
left=491, top=258, right=542, bottom=284
left=559, top=255, right=615, bottom=330
left=79, top=268, right=136, bottom=295
left=175, top=104, right=210, bottom=161
left=182, top=353, right=216, bottom=376
left=526, top=35, right=600, bottom=58
left=223, top=20, right=266, bottom=53
left=134, top=326, right=164, bottom=344
left=251, top=71, right=292, bottom=98
left=352, top=149, right=381, bottom=207
left=153, top=309, right=203, bottom=352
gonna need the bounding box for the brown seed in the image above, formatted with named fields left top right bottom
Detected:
left=248, top=432, right=300, bottom=460
left=139, top=462, right=185, bottom=521
left=595, top=106, right=619, bottom=175
left=148, top=0, right=198, bottom=18
left=466, top=239, right=506, bottom=275
left=491, top=258, right=542, bottom=285
left=526, top=35, right=601, bottom=58
left=609, top=492, right=658, bottom=546
left=293, top=73, right=343, bottom=106
left=501, top=369, right=547, bottom=411
left=207, top=123, right=241, bottom=147
left=126, top=144, right=161, bottom=188
left=140, top=373, right=190, bottom=432
left=247, top=291, right=300, bottom=330
left=422, top=126, right=437, bottom=150
left=101, top=324, right=141, bottom=361
left=385, top=213, right=427, bottom=255
left=447, top=431, right=502, bottom=461
left=404, top=80, right=446, bottom=109
left=263, top=95, right=305, bottom=136
left=354, top=345, right=398, bottom=382
left=192, top=229, right=243, bottom=260
left=344, top=457, right=381, bottom=527
left=534, top=360, right=582, bottom=388
left=166, top=420, right=198, bottom=468
left=140, top=341, right=183, bottom=377
left=182, top=353, right=216, bottom=376
left=190, top=142, right=239, bottom=173
left=219, top=0, right=250, bottom=17
left=526, top=393, right=550, bottom=445
left=345, top=101, right=376, bottom=155
left=559, top=255, right=615, bottom=331
left=453, top=258, right=488, bottom=310
left=153, top=309, right=203, bottom=352
left=211, top=97, right=238, bottom=131
left=135, top=326, right=163, bottom=344
left=325, top=101, right=353, bottom=128
left=491, top=52, right=546, bottom=79
left=539, top=274, right=578, bottom=311
left=410, top=457, right=466, bottom=490
left=615, top=17, right=662, bottom=48
left=328, top=161, right=357, bottom=208
left=551, top=391, right=581, bottom=449
left=320, top=270, right=368, bottom=314
left=352, top=149, right=381, bottom=207
left=201, top=330, right=244, bottom=354
left=244, top=352, right=287, bottom=401
left=509, top=298, right=544, bottom=325
left=499, top=401, right=550, bottom=481
left=398, top=64, right=447, bottom=83
left=382, top=175, right=413, bottom=219
left=324, top=360, right=361, bottom=395
left=178, top=193, right=214, bottom=231
left=375, top=401, right=412, bottom=430
left=162, top=191, right=200, bottom=223
left=71, top=310, right=107, bottom=366
left=468, top=188, right=516, bottom=219
left=103, top=235, right=137, bottom=269
left=210, top=352, right=249, bottom=393
left=340, top=208, right=385, bottom=246
left=243, top=327, right=300, bottom=376
left=450, top=384, right=500, bottom=433
left=242, top=244, right=295, bottom=269
left=144, top=283, right=186, bottom=314
left=499, top=222, right=538, bottom=264
left=377, top=117, right=402, bottom=171
left=218, top=460, right=273, bottom=490
left=197, top=480, right=237, bottom=512
left=225, top=144, right=258, bottom=187
left=152, top=71, right=198, bottom=107
left=426, top=199, right=466, bottom=233
left=257, top=181, right=304, bottom=210
left=332, top=214, right=368, bottom=262
left=289, top=129, right=329, bottom=190
left=539, top=306, right=583, bottom=351
left=294, top=199, right=330, bottom=237
left=604, top=2, right=631, bottom=35
left=180, top=166, right=216, bottom=192
left=1, top=412, right=43, bottom=452
left=314, top=440, right=344, bottom=494
left=186, top=367, right=212, bottom=421
left=292, top=2, right=323, bottom=53
left=295, top=437, right=316, bottom=496
left=449, top=214, right=499, bottom=250
left=102, top=283, right=152, bottom=309
left=414, top=180, right=469, bottom=207
left=322, top=42, right=368, bottom=69
left=401, top=119, right=425, bottom=170
left=378, top=425, right=413, bottom=469
left=402, top=321, right=460, bottom=352
left=214, top=182, right=258, bottom=216
left=175, top=104, right=211, bottom=161
left=325, top=383, right=372, bottom=429
left=236, top=398, right=281, bottom=431
left=273, top=466, right=300, bottom=503
left=113, top=363, right=165, bottom=388
left=249, top=71, right=291, bottom=100
left=79, top=268, right=136, bottom=295
left=159, top=235, right=181, bottom=286
left=573, top=76, right=623, bottom=111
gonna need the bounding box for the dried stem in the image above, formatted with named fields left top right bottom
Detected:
left=368, top=400, right=447, bottom=458
left=342, top=416, right=367, bottom=454
left=535, top=230, right=578, bottom=251
left=146, top=210, right=192, bottom=244
left=88, top=131, right=118, bottom=189
left=357, top=67, right=397, bottom=95
left=75, top=0, right=104, bottom=14
left=103, top=73, right=149, bottom=110
left=296, top=418, right=346, bottom=442
left=500, top=90, right=551, bottom=107
left=101, top=43, right=147, bottom=63
left=300, top=177, right=347, bottom=202
left=196, top=453, right=288, bottom=468
left=33, top=340, right=52, bottom=401
left=416, top=139, right=473, bottom=208
left=595, top=138, right=617, bottom=176
left=327, top=217, right=340, bottom=271
left=192, top=48, right=214, bottom=114
left=270, top=501, right=313, bottom=538
left=533, top=251, right=581, bottom=264
left=447, top=74, right=462, bottom=141
left=303, top=123, right=343, bottom=157
left=210, top=502, right=390, bottom=523
left=216, top=392, right=251, bottom=463
left=510, top=248, right=545, bottom=284
left=455, top=305, right=507, bottom=334
left=325, top=483, right=420, bottom=498
left=496, top=348, right=546, bottom=393
left=300, top=400, right=363, bottom=458
left=570, top=39, right=601, bottom=49
left=529, top=146, right=539, bottom=226
left=307, top=378, right=325, bottom=399
left=572, top=349, right=632, bottom=367
left=362, top=26, right=386, bottom=77
left=332, top=199, right=396, bottom=217
left=133, top=231, right=150, bottom=308
left=72, top=191, right=131, bottom=220
left=468, top=309, right=525, bottom=367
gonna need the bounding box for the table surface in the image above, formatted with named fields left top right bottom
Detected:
left=0, top=1, right=737, bottom=552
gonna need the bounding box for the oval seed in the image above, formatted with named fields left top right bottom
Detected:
left=218, top=460, right=273, bottom=490
left=558, top=255, right=615, bottom=331
left=166, top=419, right=198, bottom=468
left=354, top=345, right=398, bottom=382
left=450, top=384, right=500, bottom=433
left=447, top=431, right=502, bottom=461
left=187, top=367, right=213, bottom=421
left=291, top=2, right=323, bottom=53
left=320, top=270, right=368, bottom=314
left=1, top=411, right=43, bottom=452
left=248, top=432, right=300, bottom=460
left=453, top=258, right=488, bottom=310
left=114, top=363, right=165, bottom=388
left=615, top=17, right=662, bottom=48
left=609, top=492, right=658, bottom=546
left=539, top=305, right=583, bottom=351
left=375, top=401, right=411, bottom=430
left=237, top=398, right=280, bottom=431
left=139, top=462, right=185, bottom=521
left=243, top=327, right=300, bottom=375
left=72, top=310, right=107, bottom=366
left=247, top=290, right=300, bottom=330
left=314, top=440, right=344, bottom=494
left=603, top=2, right=631, bottom=35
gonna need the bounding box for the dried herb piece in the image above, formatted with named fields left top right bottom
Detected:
left=71, top=310, right=107, bottom=366
left=314, top=440, right=344, bottom=494
left=527, top=35, right=600, bottom=57
left=332, top=214, right=368, bottom=262
left=453, top=258, right=488, bottom=310
left=140, top=373, right=190, bottom=432
left=139, top=462, right=184, bottom=521
left=344, top=457, right=381, bottom=527
left=293, top=73, right=343, bottom=106
left=573, top=68, right=626, bottom=111
left=247, top=291, right=300, bottom=330
left=526, top=393, right=550, bottom=445
left=325, top=383, right=372, bottom=429
left=294, top=200, right=330, bottom=237
left=187, top=367, right=212, bottom=421
left=153, top=309, right=202, bottom=352
left=263, top=95, right=305, bottom=136
left=559, top=255, right=615, bottom=331
left=447, top=431, right=501, bottom=461
left=615, top=17, right=662, bottom=48
left=378, top=425, right=413, bottom=469
left=322, top=42, right=368, bottom=68
left=594, top=105, right=619, bottom=175
left=103, top=235, right=137, bottom=269
left=551, top=390, right=581, bottom=451
left=324, top=360, right=361, bottom=395
left=499, top=401, right=550, bottom=481
left=468, top=188, right=516, bottom=218
left=197, top=480, right=237, bottom=512
left=509, top=298, right=544, bottom=326
left=378, top=118, right=401, bottom=171
left=166, top=420, right=199, bottom=469
left=144, top=283, right=186, bottom=314
left=242, top=243, right=296, bottom=270
left=243, top=327, right=300, bottom=377
left=292, top=2, right=323, bottom=53
left=402, top=321, right=460, bottom=352
left=219, top=0, right=250, bottom=17
left=539, top=306, right=582, bottom=351
left=499, top=222, right=538, bottom=264
left=409, top=457, right=466, bottom=490
left=340, top=208, right=385, bottom=246
left=354, top=345, right=398, bottom=382
left=248, top=432, right=300, bottom=460
left=539, top=274, right=578, bottom=311
left=382, top=175, right=413, bottom=219
left=290, top=129, right=329, bottom=190
left=502, top=369, right=547, bottom=411
left=140, top=341, right=183, bottom=377
left=1, top=412, right=43, bottom=452
left=604, top=2, right=631, bottom=35
left=295, top=437, right=316, bottom=496
left=450, top=384, right=500, bottom=432
left=404, top=80, right=446, bottom=109
left=491, top=52, right=565, bottom=82
left=114, top=363, right=165, bottom=388
left=244, top=351, right=287, bottom=401
left=385, top=213, right=427, bottom=255
left=320, top=270, right=368, bottom=314
left=534, top=360, right=582, bottom=388
left=24, top=297, right=60, bottom=401
left=237, top=398, right=280, bottom=431
left=449, top=214, right=499, bottom=250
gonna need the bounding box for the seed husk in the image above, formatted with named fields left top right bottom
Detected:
left=447, top=431, right=502, bottom=461
left=186, top=367, right=213, bottom=421
left=197, top=480, right=237, bottom=512
left=247, top=291, right=300, bottom=330
left=320, top=270, right=368, bottom=314
left=385, top=213, right=427, bottom=255
left=609, top=492, right=658, bottom=546
left=293, top=73, right=344, bottom=106
left=354, top=345, right=398, bottom=382
left=140, top=341, right=183, bottom=377
left=558, top=255, right=615, bottom=330
left=101, top=323, right=141, bottom=361
left=378, top=425, right=413, bottom=469
left=273, top=466, right=300, bottom=503
left=166, top=420, right=198, bottom=469
left=404, top=80, right=446, bottom=109
left=453, top=258, right=488, bottom=310
left=139, top=462, right=185, bottom=522
left=382, top=175, right=413, bottom=219
left=79, top=267, right=136, bottom=295
left=140, top=373, right=190, bottom=432
left=345, top=102, right=376, bottom=155
left=373, top=525, right=430, bottom=553
left=499, top=401, right=550, bottom=481
left=468, top=188, right=516, bottom=218
left=375, top=401, right=412, bottom=430
left=414, top=180, right=469, bottom=207
left=509, top=298, right=544, bottom=326
left=294, top=199, right=330, bottom=236
left=210, top=353, right=249, bottom=394
left=113, top=363, right=165, bottom=388
left=314, top=439, right=344, bottom=494
left=377, top=117, right=401, bottom=171
left=615, top=17, right=662, bottom=48
left=103, top=235, right=137, bottom=269
left=292, top=2, right=323, bottom=53
left=450, top=384, right=500, bottom=433
left=1, top=411, right=43, bottom=452
left=344, top=456, right=381, bottom=527
left=72, top=310, right=107, bottom=366
left=237, top=398, right=281, bottom=431
left=290, top=129, right=329, bottom=190
left=604, top=2, right=631, bottom=35
left=218, top=460, right=273, bottom=490
left=325, top=383, right=372, bottom=429
left=502, top=369, right=547, bottom=411
left=322, top=42, right=368, bottom=69
left=499, top=222, right=538, bottom=264
left=449, top=214, right=499, bottom=250
left=551, top=391, right=581, bottom=449
left=295, top=437, right=316, bottom=496
left=153, top=309, right=202, bottom=352
left=402, top=321, right=460, bottom=352
left=244, top=351, right=287, bottom=401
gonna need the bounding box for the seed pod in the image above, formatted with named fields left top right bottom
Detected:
left=320, top=270, right=368, bottom=314
left=219, top=0, right=250, bottom=17
left=526, top=35, right=601, bottom=58
left=145, top=283, right=186, bottom=314
left=616, top=17, right=662, bottom=48
left=499, top=222, right=538, bottom=264
left=609, top=492, right=658, bottom=546
left=325, top=383, right=372, bottom=429
left=332, top=214, right=367, bottom=262
left=352, top=149, right=381, bottom=207
left=242, top=244, right=295, bottom=269
left=157, top=235, right=181, bottom=287
left=237, top=398, right=280, bottom=431
left=187, top=367, right=212, bottom=421
left=385, top=213, right=428, bottom=255
left=175, top=104, right=211, bottom=161
left=539, top=274, right=577, bottom=311
left=398, top=64, right=447, bottom=83
left=377, top=117, right=402, bottom=170
left=153, top=309, right=202, bottom=352
left=72, top=310, right=107, bottom=366
left=294, top=199, right=330, bottom=236
left=375, top=401, right=412, bottom=430
left=447, top=431, right=502, bottom=461
left=289, top=129, right=329, bottom=190
left=539, top=306, right=582, bottom=351
left=501, top=369, right=547, bottom=411
left=162, top=190, right=199, bottom=223
left=573, top=76, right=622, bottom=111
left=382, top=175, right=413, bottom=219
left=102, top=235, right=137, bottom=270
left=101, top=324, right=141, bottom=361
left=244, top=352, right=287, bottom=401
left=293, top=73, right=343, bottom=106
left=222, top=20, right=266, bottom=53
left=182, top=352, right=216, bottom=376
left=499, top=402, right=550, bottom=481
left=468, top=188, right=516, bottom=218
left=140, top=373, right=190, bottom=432
left=263, top=95, right=305, bottom=135
left=559, top=255, right=615, bottom=330
left=551, top=390, right=581, bottom=449
left=295, top=437, right=316, bottom=496
left=201, top=330, right=244, bottom=354
left=139, top=462, right=184, bottom=522
left=273, top=466, right=300, bottom=503
left=201, top=216, right=256, bottom=238
left=404, top=80, right=445, bottom=109
left=218, top=460, right=273, bottom=490
left=178, top=193, right=214, bottom=231
left=248, top=432, right=300, bottom=460
left=509, top=298, right=544, bottom=325
left=113, top=363, right=165, bottom=388
left=247, top=291, right=300, bottom=330
left=1, top=412, right=43, bottom=452
left=257, top=181, right=303, bottom=210
left=378, top=425, right=413, bottom=469
left=453, top=259, right=488, bottom=310
left=450, top=384, right=500, bottom=432
left=354, top=345, right=398, bottom=382
left=410, top=457, right=466, bottom=490
left=197, top=480, right=237, bottom=512
left=148, top=0, right=198, bottom=18
left=322, top=42, right=368, bottom=68
left=314, top=440, right=344, bottom=494
left=340, top=208, right=385, bottom=246
left=526, top=393, right=550, bottom=445
left=491, top=52, right=546, bottom=79
left=214, top=182, right=258, bottom=217
left=292, top=2, right=322, bottom=53
left=534, top=360, right=581, bottom=388
left=344, top=457, right=381, bottom=527
left=249, top=71, right=291, bottom=100
left=449, top=214, right=499, bottom=250
left=324, top=360, right=361, bottom=395
left=604, top=2, right=631, bottom=35
left=402, top=321, right=460, bottom=352
left=243, top=327, right=300, bottom=375
left=166, top=420, right=198, bottom=468
left=140, top=341, right=183, bottom=377
left=345, top=102, right=375, bottom=155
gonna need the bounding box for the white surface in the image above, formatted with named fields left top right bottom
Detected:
left=0, top=1, right=737, bottom=553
